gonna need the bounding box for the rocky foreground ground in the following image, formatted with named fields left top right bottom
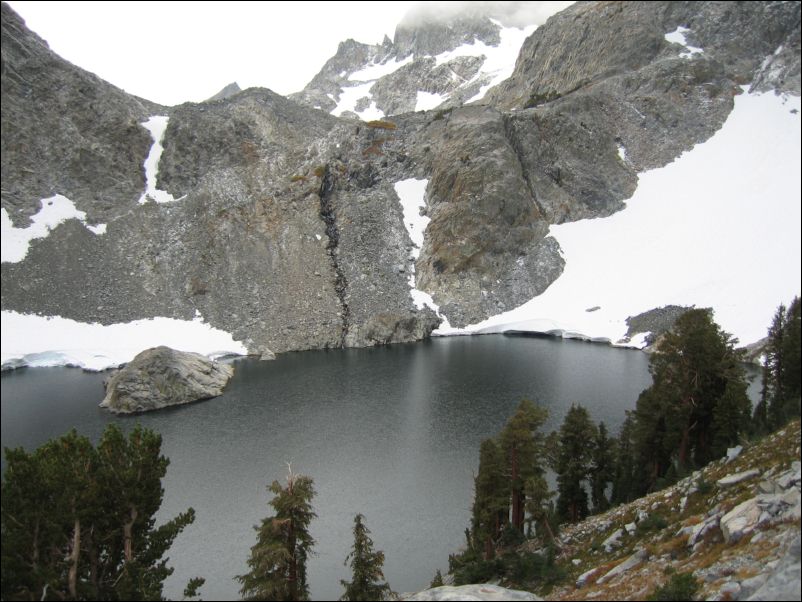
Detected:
left=409, top=420, right=801, bottom=601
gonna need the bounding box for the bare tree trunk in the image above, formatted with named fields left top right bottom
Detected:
left=123, top=506, right=138, bottom=562
left=69, top=517, right=81, bottom=598
left=287, top=472, right=297, bottom=600
left=542, top=517, right=559, bottom=547
left=511, top=446, right=522, bottom=530
left=678, top=424, right=691, bottom=468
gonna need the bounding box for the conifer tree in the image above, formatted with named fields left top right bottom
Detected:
left=1, top=425, right=201, bottom=601
left=611, top=412, right=638, bottom=505
left=590, top=421, right=616, bottom=513
left=523, top=474, right=556, bottom=543
left=500, top=399, right=549, bottom=533
left=470, top=438, right=508, bottom=558
left=756, top=297, right=801, bottom=431
left=632, top=309, right=750, bottom=493
left=429, top=569, right=444, bottom=588
left=340, top=514, right=392, bottom=601
left=552, top=404, right=597, bottom=523
left=237, top=468, right=316, bottom=601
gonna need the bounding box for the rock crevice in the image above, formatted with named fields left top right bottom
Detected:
left=317, top=166, right=350, bottom=346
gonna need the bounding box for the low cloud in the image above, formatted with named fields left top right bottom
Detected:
left=400, top=1, right=575, bottom=29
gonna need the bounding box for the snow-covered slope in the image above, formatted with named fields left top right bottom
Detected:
left=327, top=20, right=538, bottom=119
left=291, top=3, right=572, bottom=118
left=435, top=88, right=801, bottom=347
left=1, top=311, right=247, bottom=371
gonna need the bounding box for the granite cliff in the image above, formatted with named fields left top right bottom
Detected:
left=1, top=1, right=800, bottom=357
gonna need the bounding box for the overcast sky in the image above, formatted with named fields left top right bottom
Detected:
left=6, top=1, right=422, bottom=106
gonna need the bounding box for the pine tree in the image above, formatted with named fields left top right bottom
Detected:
left=429, top=569, right=444, bottom=588
left=340, top=514, right=392, bottom=601
left=632, top=309, right=750, bottom=493
left=1, top=425, right=201, bottom=601
left=523, top=474, right=556, bottom=543
left=500, top=399, right=549, bottom=533
left=470, top=438, right=508, bottom=559
left=758, top=297, right=802, bottom=431
left=590, top=421, right=616, bottom=513
left=612, top=412, right=639, bottom=505
left=237, top=469, right=316, bottom=601
left=95, top=425, right=199, bottom=600
left=553, top=404, right=597, bottom=523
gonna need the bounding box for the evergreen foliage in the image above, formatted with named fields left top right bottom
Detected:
left=0, top=424, right=201, bottom=601
left=611, top=412, right=638, bottom=505
left=500, top=399, right=549, bottom=533
left=647, top=572, right=700, bottom=601
left=237, top=469, right=316, bottom=601
left=429, top=569, right=444, bottom=588
left=590, top=421, right=616, bottom=513
left=523, top=474, right=557, bottom=543
left=552, top=404, right=597, bottom=523
left=471, top=438, right=508, bottom=558
left=754, top=297, right=801, bottom=432
left=631, top=309, right=750, bottom=493
left=340, top=514, right=392, bottom=601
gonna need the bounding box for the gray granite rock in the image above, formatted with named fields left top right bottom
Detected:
left=205, top=82, right=242, bottom=102
left=720, top=498, right=762, bottom=543
left=746, top=535, right=802, bottom=600
left=404, top=584, right=541, bottom=601
left=596, top=548, right=649, bottom=585
left=99, top=346, right=233, bottom=413
left=718, top=469, right=761, bottom=488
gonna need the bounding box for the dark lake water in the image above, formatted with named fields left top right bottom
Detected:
left=3, top=335, right=661, bottom=600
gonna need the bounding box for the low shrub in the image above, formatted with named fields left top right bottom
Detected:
left=647, top=572, right=700, bottom=601
left=365, top=119, right=397, bottom=130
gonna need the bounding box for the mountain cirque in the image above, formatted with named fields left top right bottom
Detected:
left=1, top=1, right=800, bottom=355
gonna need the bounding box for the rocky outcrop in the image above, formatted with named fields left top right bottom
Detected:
left=624, top=305, right=697, bottom=345
left=0, top=3, right=161, bottom=226
left=205, top=82, right=241, bottom=102
left=595, top=548, right=649, bottom=585
left=487, top=2, right=801, bottom=110
left=405, top=584, right=542, bottom=601
left=2, top=1, right=799, bottom=355
left=290, top=2, right=561, bottom=118
left=99, top=346, right=233, bottom=413
left=746, top=535, right=802, bottom=601
left=525, top=421, right=802, bottom=601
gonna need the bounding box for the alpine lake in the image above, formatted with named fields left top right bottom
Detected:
left=0, top=334, right=762, bottom=600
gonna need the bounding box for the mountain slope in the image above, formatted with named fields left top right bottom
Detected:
left=1, top=1, right=800, bottom=366
left=409, top=421, right=801, bottom=601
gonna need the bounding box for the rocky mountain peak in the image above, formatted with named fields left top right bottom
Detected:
left=290, top=1, right=569, bottom=119
left=205, top=82, right=242, bottom=102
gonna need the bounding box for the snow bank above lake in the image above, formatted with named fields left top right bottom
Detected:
left=436, top=89, right=802, bottom=347
left=1, top=311, right=247, bottom=371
